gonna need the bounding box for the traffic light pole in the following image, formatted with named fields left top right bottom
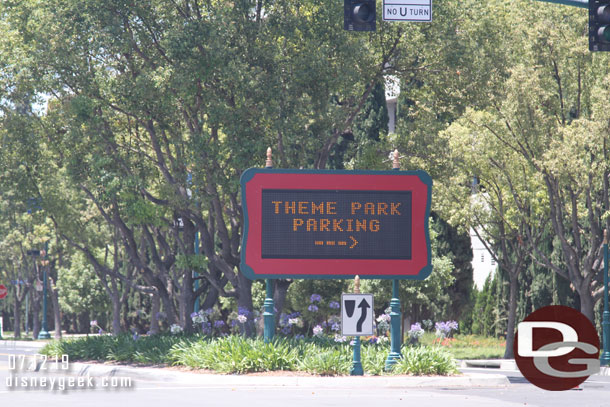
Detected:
left=534, top=0, right=587, bottom=8
left=601, top=230, right=610, bottom=366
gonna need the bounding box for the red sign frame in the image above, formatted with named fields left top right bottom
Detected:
left=240, top=169, right=432, bottom=280
left=0, top=284, right=8, bottom=299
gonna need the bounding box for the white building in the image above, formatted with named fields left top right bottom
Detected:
left=470, top=228, right=498, bottom=290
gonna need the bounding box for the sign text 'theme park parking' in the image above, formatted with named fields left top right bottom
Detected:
left=240, top=169, right=432, bottom=279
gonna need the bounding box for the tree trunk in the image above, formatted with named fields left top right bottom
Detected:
left=149, top=293, right=161, bottom=334
left=49, top=278, right=62, bottom=339
left=503, top=274, right=518, bottom=359
left=201, top=285, right=219, bottom=311
left=273, top=279, right=292, bottom=326
left=31, top=289, right=40, bottom=340
left=181, top=270, right=195, bottom=333
left=237, top=272, right=254, bottom=336
left=13, top=298, right=22, bottom=339
left=111, top=292, right=122, bottom=335
left=578, top=287, right=595, bottom=323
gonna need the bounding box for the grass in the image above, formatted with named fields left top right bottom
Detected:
left=418, top=333, right=506, bottom=360
left=40, top=334, right=465, bottom=376
left=0, top=331, right=36, bottom=341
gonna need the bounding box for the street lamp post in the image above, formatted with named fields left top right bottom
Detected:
left=38, top=242, right=51, bottom=339
left=385, top=150, right=403, bottom=370
left=263, top=147, right=276, bottom=343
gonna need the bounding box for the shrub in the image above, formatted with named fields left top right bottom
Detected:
left=297, top=345, right=351, bottom=375
left=169, top=336, right=299, bottom=373
left=393, top=345, right=458, bottom=376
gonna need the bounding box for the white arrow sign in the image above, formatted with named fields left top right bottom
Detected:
left=341, top=293, right=374, bottom=336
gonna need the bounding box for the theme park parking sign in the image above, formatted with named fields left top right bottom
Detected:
left=240, top=169, right=432, bottom=279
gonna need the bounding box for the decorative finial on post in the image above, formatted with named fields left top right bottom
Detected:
left=354, top=275, right=361, bottom=294
left=392, top=149, right=400, bottom=170
left=265, top=147, right=273, bottom=168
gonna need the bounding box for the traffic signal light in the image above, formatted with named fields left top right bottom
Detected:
left=344, top=0, right=376, bottom=32
left=589, top=0, right=610, bottom=51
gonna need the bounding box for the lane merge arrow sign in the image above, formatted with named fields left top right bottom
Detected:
left=341, top=293, right=374, bottom=336
left=0, top=284, right=8, bottom=299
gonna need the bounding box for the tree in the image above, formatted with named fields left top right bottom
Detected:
left=440, top=3, right=610, bottom=324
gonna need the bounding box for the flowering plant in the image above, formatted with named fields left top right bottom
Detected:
left=408, top=322, right=425, bottom=339
left=376, top=310, right=391, bottom=335
left=434, top=320, right=458, bottom=338
left=90, top=320, right=104, bottom=335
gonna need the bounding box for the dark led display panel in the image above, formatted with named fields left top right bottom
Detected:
left=261, top=189, right=412, bottom=259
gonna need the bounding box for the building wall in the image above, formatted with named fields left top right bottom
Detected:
left=470, top=228, right=497, bottom=290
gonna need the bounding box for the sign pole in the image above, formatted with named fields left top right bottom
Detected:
left=386, top=150, right=403, bottom=370
left=601, top=229, right=610, bottom=366
left=263, top=148, right=276, bottom=343
left=350, top=275, right=364, bottom=376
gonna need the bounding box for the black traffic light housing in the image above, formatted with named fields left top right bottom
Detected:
left=589, top=0, right=610, bottom=51
left=344, top=0, right=376, bottom=32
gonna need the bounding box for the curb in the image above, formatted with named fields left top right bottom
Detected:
left=1, top=340, right=48, bottom=349
left=48, top=362, right=510, bottom=388
left=459, top=359, right=517, bottom=370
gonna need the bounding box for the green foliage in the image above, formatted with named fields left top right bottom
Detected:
left=297, top=346, right=351, bottom=375
left=171, top=336, right=300, bottom=374
left=41, top=334, right=462, bottom=376
left=361, top=344, right=389, bottom=376
left=57, top=252, right=109, bottom=317
left=40, top=334, right=192, bottom=363
left=393, top=346, right=458, bottom=376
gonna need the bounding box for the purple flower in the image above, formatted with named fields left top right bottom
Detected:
left=238, top=306, right=251, bottom=318
left=214, top=320, right=225, bottom=328
left=331, top=322, right=340, bottom=332
left=190, top=312, right=198, bottom=319
left=310, top=294, right=322, bottom=303
left=308, top=304, right=319, bottom=312
left=202, top=322, right=212, bottom=334
left=329, top=301, right=340, bottom=309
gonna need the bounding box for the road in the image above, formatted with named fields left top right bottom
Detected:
left=1, top=342, right=610, bottom=407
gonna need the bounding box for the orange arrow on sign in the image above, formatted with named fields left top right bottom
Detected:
left=349, top=236, right=358, bottom=249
